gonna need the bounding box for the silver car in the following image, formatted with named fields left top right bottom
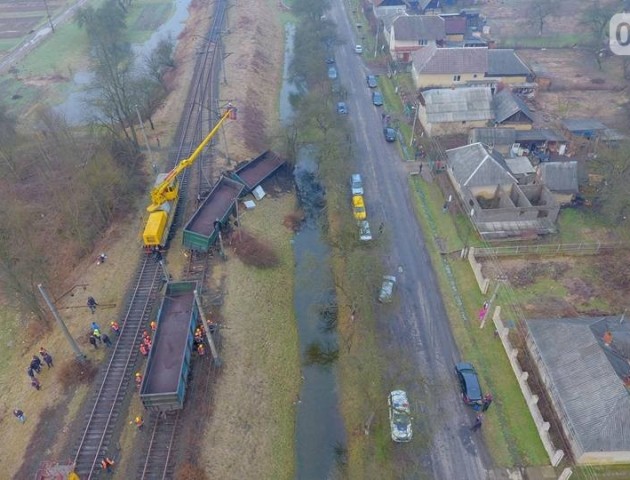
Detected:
left=378, top=275, right=397, bottom=303
left=388, top=390, right=412, bottom=442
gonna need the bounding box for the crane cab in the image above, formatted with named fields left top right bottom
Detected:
left=143, top=174, right=177, bottom=249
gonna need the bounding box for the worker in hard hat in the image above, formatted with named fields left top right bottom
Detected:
left=135, top=416, right=144, bottom=430
left=135, top=372, right=142, bottom=389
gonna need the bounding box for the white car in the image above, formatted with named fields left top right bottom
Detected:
left=388, top=390, right=412, bottom=442
left=350, top=173, right=363, bottom=196
left=354, top=44, right=363, bottom=54
left=359, top=220, right=372, bottom=241
left=378, top=275, right=396, bottom=303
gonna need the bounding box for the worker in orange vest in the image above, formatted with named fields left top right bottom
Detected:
left=197, top=343, right=206, bottom=356
left=135, top=416, right=144, bottom=430
left=139, top=343, right=149, bottom=356
left=150, top=320, right=157, bottom=332
left=110, top=321, right=120, bottom=336
left=100, top=456, right=115, bottom=472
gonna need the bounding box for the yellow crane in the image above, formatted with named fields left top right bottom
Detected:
left=142, top=104, right=236, bottom=249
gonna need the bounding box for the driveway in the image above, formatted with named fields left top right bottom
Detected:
left=328, top=3, right=499, bottom=479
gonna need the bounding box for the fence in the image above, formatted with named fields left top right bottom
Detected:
left=492, top=307, right=566, bottom=468
left=473, top=242, right=626, bottom=258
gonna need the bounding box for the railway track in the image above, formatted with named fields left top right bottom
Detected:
left=71, top=0, right=228, bottom=477
left=72, top=257, right=164, bottom=477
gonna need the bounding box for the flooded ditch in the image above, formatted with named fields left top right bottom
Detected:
left=280, top=24, right=348, bottom=479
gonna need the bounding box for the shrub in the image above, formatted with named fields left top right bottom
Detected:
left=229, top=229, right=279, bottom=268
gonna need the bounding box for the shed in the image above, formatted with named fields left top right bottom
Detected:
left=493, top=89, right=534, bottom=129
left=504, top=156, right=535, bottom=183
left=536, top=161, right=579, bottom=205
left=469, top=128, right=516, bottom=154
left=526, top=316, right=630, bottom=464
left=562, top=118, right=607, bottom=139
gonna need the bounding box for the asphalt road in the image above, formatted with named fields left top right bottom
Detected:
left=328, top=2, right=499, bottom=479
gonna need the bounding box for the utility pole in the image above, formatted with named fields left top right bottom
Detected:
left=42, top=0, right=54, bottom=32
left=135, top=105, right=154, bottom=169
left=38, top=284, right=85, bottom=361
left=410, top=102, right=418, bottom=148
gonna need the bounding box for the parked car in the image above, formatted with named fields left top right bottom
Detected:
left=378, top=275, right=396, bottom=303
left=366, top=74, right=378, bottom=88
left=359, top=220, right=372, bottom=241
left=354, top=44, right=363, bottom=54
left=383, top=127, right=396, bottom=142
left=328, top=66, right=338, bottom=80
left=337, top=102, right=348, bottom=115
left=372, top=91, right=383, bottom=106
left=350, top=173, right=363, bottom=195
left=352, top=195, right=367, bottom=220
left=455, top=362, right=483, bottom=409
left=325, top=56, right=335, bottom=64
left=388, top=390, right=412, bottom=442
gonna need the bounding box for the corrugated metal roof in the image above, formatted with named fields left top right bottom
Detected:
left=393, top=14, right=445, bottom=41
left=413, top=45, right=488, bottom=74
left=538, top=161, right=579, bottom=193
left=505, top=156, right=535, bottom=175
left=515, top=129, right=566, bottom=142
left=562, top=118, right=607, bottom=132
left=445, top=142, right=516, bottom=187
left=526, top=317, right=630, bottom=456
left=493, top=89, right=534, bottom=124
left=469, top=128, right=517, bottom=146
left=422, top=87, right=494, bottom=123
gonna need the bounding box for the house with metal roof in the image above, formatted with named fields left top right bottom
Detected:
left=418, top=87, right=494, bottom=136
left=445, top=143, right=558, bottom=239
left=536, top=161, right=579, bottom=205
left=386, top=15, right=446, bottom=62
left=493, top=89, right=534, bottom=130
left=561, top=118, right=626, bottom=143
left=469, top=128, right=567, bottom=157
left=526, top=316, right=630, bottom=464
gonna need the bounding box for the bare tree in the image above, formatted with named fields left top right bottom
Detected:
left=529, top=0, right=561, bottom=36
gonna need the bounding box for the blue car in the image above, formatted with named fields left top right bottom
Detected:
left=328, top=66, right=338, bottom=80
left=455, top=362, right=483, bottom=410
left=372, top=91, right=383, bottom=106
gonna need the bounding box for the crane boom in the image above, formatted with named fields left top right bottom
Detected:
left=147, top=105, right=236, bottom=212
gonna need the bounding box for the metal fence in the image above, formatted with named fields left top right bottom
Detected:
left=473, top=242, right=627, bottom=258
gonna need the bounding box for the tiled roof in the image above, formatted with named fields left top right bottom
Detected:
left=392, top=15, right=445, bottom=41
left=412, top=44, right=488, bottom=74
left=487, top=49, right=531, bottom=76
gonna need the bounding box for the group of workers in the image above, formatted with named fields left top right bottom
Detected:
left=26, top=347, right=54, bottom=391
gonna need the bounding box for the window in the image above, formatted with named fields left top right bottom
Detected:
left=453, top=75, right=461, bottom=81
left=418, top=39, right=428, bottom=46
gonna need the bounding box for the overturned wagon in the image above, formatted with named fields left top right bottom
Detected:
left=140, top=281, right=198, bottom=411
left=182, top=176, right=245, bottom=252
left=228, top=150, right=285, bottom=193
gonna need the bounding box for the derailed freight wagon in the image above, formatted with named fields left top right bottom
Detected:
left=140, top=281, right=198, bottom=411
left=228, top=150, right=285, bottom=194
left=182, top=176, right=245, bottom=252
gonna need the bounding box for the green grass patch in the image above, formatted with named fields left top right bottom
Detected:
left=0, top=38, right=21, bottom=53
left=128, top=2, right=173, bottom=43
left=501, top=33, right=593, bottom=49
left=409, top=176, right=549, bottom=466
left=549, top=208, right=612, bottom=243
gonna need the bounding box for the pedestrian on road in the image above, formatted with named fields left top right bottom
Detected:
left=89, top=335, right=98, bottom=349
left=482, top=393, right=493, bottom=412
left=31, top=377, right=41, bottom=390
left=87, top=296, right=98, bottom=314
left=102, top=333, right=112, bottom=347
left=43, top=352, right=54, bottom=368
left=470, top=414, right=483, bottom=432
left=13, top=409, right=26, bottom=423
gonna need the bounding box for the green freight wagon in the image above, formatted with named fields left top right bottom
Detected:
left=182, top=176, right=245, bottom=252
left=140, top=281, right=198, bottom=411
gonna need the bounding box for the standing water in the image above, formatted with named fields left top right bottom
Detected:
left=280, top=24, right=347, bottom=479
